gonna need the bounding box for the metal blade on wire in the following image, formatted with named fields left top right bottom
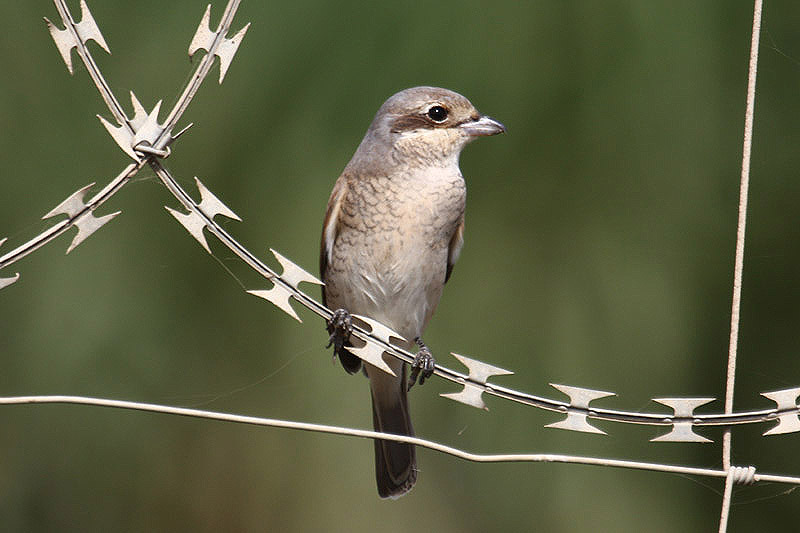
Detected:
left=165, top=177, right=241, bottom=253
left=47, top=0, right=127, bottom=131
left=189, top=4, right=251, bottom=83
left=440, top=353, right=513, bottom=410
left=248, top=250, right=323, bottom=323
left=0, top=273, right=19, bottom=290
left=0, top=239, right=20, bottom=289
left=345, top=316, right=406, bottom=376
left=761, top=388, right=800, bottom=436
left=98, top=94, right=165, bottom=161
left=41, top=183, right=121, bottom=254
left=650, top=398, right=715, bottom=443
left=44, top=0, right=109, bottom=75
left=162, top=0, right=250, bottom=129
left=0, top=164, right=138, bottom=281
left=546, top=384, right=615, bottom=434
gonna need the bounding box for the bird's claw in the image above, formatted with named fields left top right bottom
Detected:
left=408, top=339, right=435, bottom=390
left=326, top=308, right=353, bottom=361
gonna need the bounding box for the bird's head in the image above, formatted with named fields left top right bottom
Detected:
left=352, top=86, right=505, bottom=170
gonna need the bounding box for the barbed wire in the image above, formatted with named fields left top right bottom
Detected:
left=0, top=1, right=794, bottom=529
left=2, top=0, right=798, bottom=447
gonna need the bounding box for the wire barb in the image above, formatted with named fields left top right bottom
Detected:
left=761, top=388, right=800, bottom=436
left=98, top=93, right=170, bottom=161
left=440, top=353, right=513, bottom=410
left=189, top=4, right=251, bottom=84
left=651, top=398, right=715, bottom=443
left=345, top=315, right=407, bottom=376
left=247, top=249, right=323, bottom=323
left=0, top=239, right=20, bottom=290
left=165, top=177, right=242, bottom=254
left=0, top=272, right=19, bottom=290
left=44, top=0, right=109, bottom=75
left=546, top=384, right=616, bottom=434
left=41, top=183, right=121, bottom=254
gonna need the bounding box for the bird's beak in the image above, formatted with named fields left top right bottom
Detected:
left=460, top=115, right=506, bottom=137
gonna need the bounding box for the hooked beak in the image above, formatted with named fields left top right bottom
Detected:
left=460, top=115, right=506, bottom=137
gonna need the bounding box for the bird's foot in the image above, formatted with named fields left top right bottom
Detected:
left=408, top=338, right=435, bottom=390
left=326, top=308, right=353, bottom=361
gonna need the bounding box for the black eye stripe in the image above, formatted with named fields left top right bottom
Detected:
left=389, top=105, right=454, bottom=133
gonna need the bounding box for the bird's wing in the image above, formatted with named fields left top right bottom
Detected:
left=445, top=216, right=464, bottom=283
left=320, top=175, right=349, bottom=296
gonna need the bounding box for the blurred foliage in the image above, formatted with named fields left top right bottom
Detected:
left=1, top=1, right=800, bottom=531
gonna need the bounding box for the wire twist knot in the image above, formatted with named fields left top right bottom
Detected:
left=729, top=465, right=757, bottom=485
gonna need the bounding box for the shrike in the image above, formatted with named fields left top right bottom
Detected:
left=320, top=86, right=504, bottom=498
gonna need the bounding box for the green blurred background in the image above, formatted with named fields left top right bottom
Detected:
left=1, top=1, right=799, bottom=531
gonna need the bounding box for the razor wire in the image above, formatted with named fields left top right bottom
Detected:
left=0, top=0, right=795, bottom=504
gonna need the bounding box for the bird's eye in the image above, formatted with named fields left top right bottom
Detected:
left=426, top=105, right=448, bottom=122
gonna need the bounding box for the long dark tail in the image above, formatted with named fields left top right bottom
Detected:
left=369, top=364, right=417, bottom=498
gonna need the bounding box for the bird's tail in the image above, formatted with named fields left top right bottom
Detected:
left=368, top=363, right=417, bottom=498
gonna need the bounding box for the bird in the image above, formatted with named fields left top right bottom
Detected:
left=320, top=86, right=505, bottom=498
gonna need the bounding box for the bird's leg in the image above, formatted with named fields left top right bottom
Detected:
left=326, top=308, right=353, bottom=362
left=408, top=337, right=435, bottom=390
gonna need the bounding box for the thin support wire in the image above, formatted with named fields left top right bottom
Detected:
left=0, top=394, right=797, bottom=485
left=720, top=0, right=763, bottom=531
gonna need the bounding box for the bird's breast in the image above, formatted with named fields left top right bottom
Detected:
left=326, top=167, right=465, bottom=339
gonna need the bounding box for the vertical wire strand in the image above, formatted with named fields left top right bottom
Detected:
left=719, top=1, right=763, bottom=531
